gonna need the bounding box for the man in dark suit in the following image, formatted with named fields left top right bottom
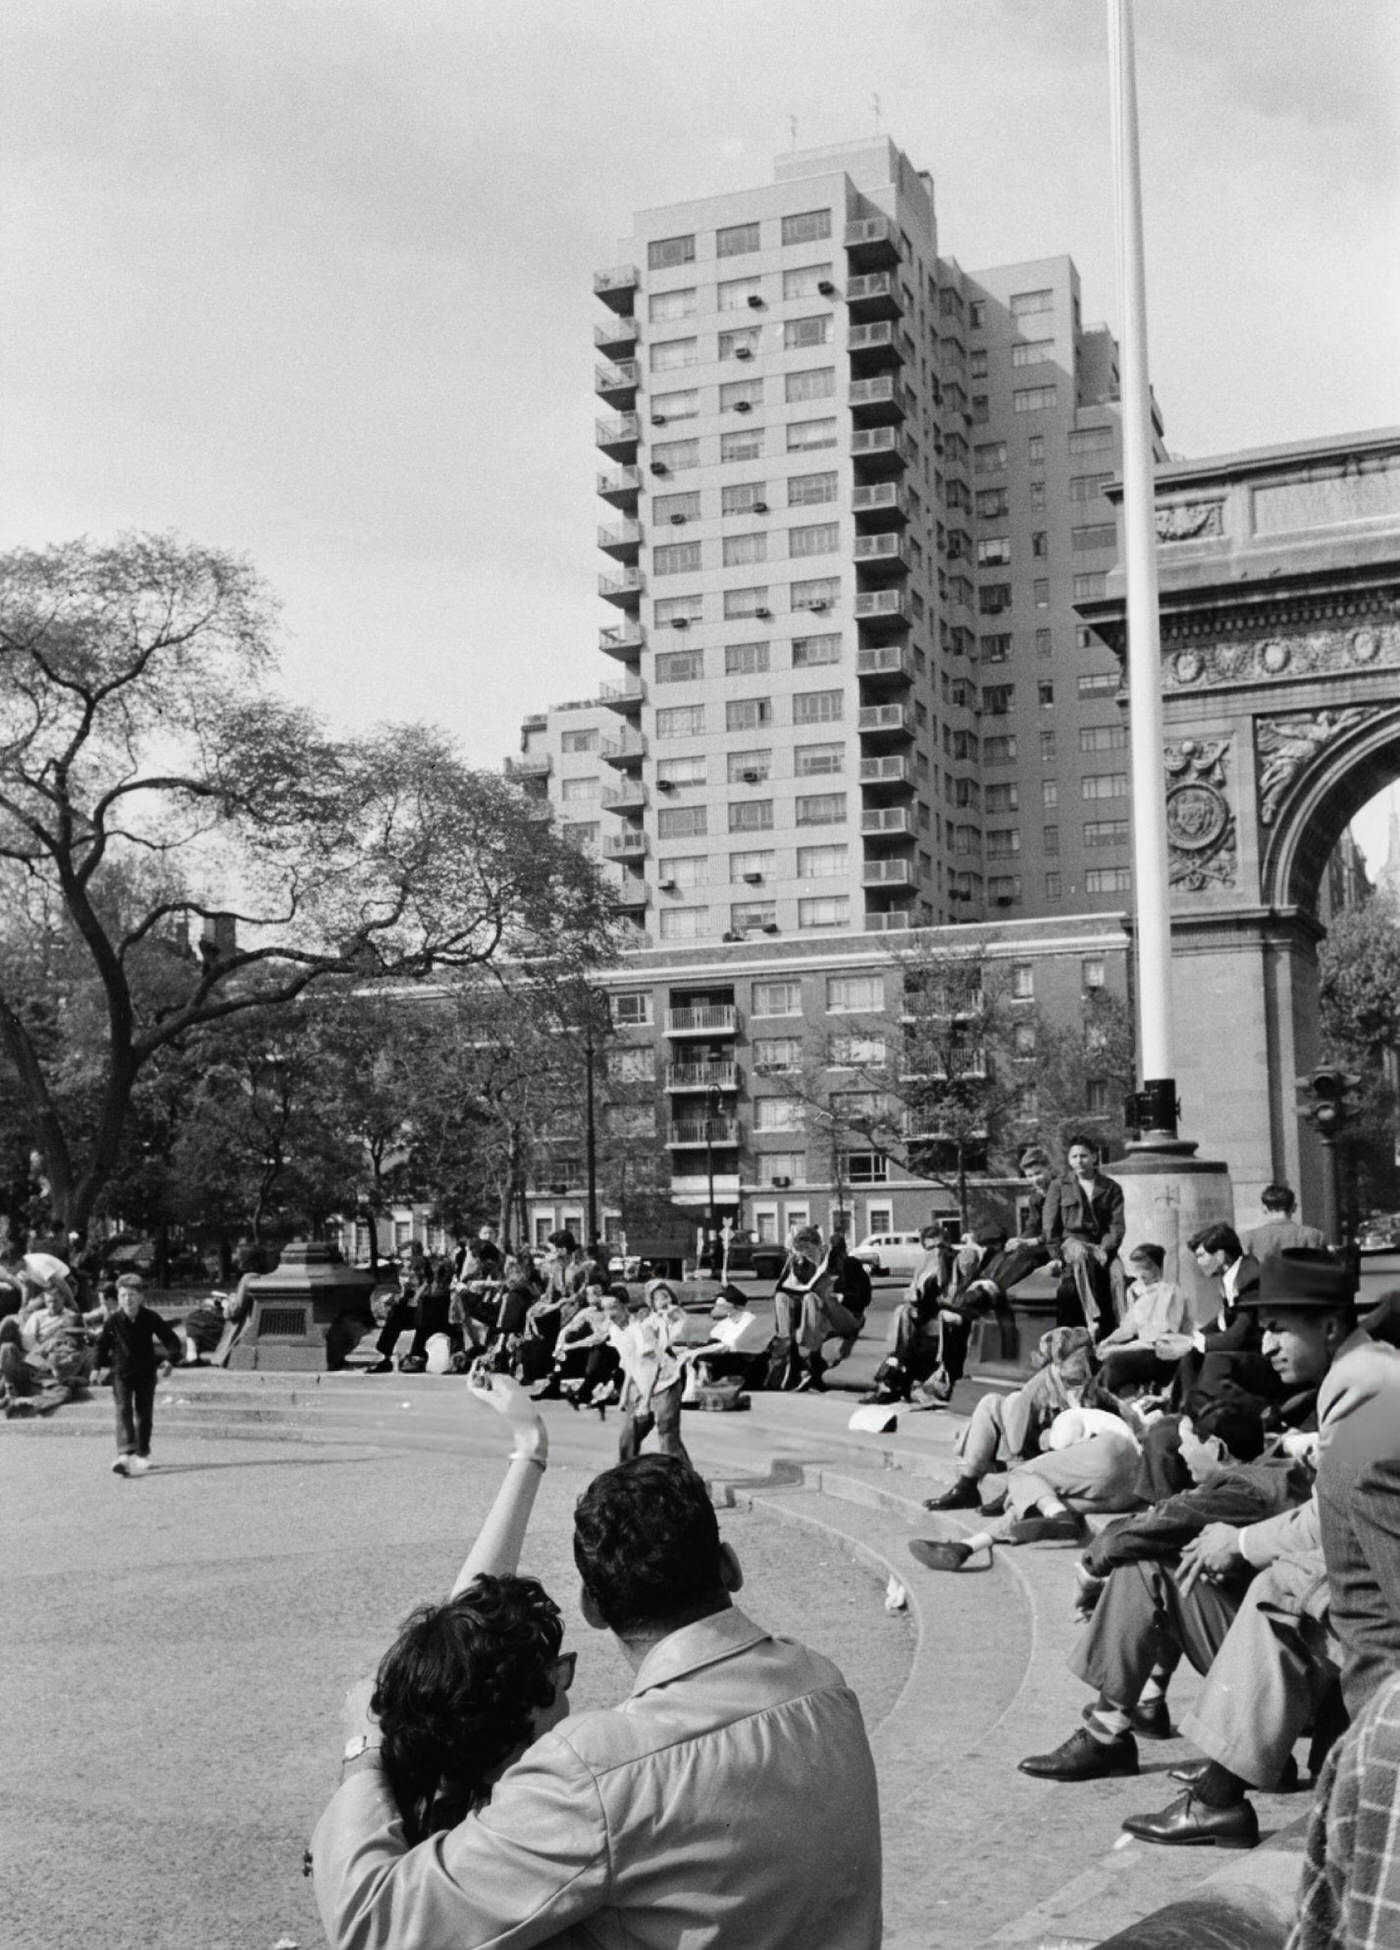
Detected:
left=1042, top=1135, right=1125, bottom=1336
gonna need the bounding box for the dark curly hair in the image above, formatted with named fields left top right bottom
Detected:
left=371, top=1573, right=563, bottom=1843
left=573, top=1455, right=724, bottom=1636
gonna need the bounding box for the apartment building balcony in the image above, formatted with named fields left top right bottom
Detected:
left=854, top=532, right=909, bottom=575
left=846, top=271, right=902, bottom=318
left=613, top=878, right=650, bottom=911
left=854, top=588, right=912, bottom=629
left=861, top=857, right=917, bottom=891
left=844, top=214, right=900, bottom=268
left=860, top=805, right=917, bottom=838
left=665, top=1061, right=739, bottom=1093
left=594, top=360, right=639, bottom=406
left=849, top=376, right=910, bottom=424
left=599, top=676, right=644, bottom=713
left=601, top=779, right=647, bottom=812
left=859, top=703, right=916, bottom=743
left=601, top=731, right=646, bottom=768
left=856, top=643, right=915, bottom=689
left=850, top=426, right=912, bottom=475
left=852, top=481, right=911, bottom=526
left=596, top=465, right=642, bottom=510
left=603, top=828, right=648, bottom=861
left=597, top=517, right=642, bottom=561
left=847, top=320, right=905, bottom=373
left=865, top=911, right=914, bottom=933
left=595, top=412, right=641, bottom=460
left=599, top=621, right=644, bottom=661
left=593, top=264, right=639, bottom=312
left=665, top=1004, right=738, bottom=1037
left=504, top=753, right=551, bottom=780
left=666, top=1118, right=741, bottom=1149
left=859, top=753, right=916, bottom=792
left=594, top=313, right=639, bottom=356
left=598, top=567, right=644, bottom=609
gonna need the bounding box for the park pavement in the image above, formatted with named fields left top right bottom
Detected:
left=1, top=1331, right=1308, bottom=1950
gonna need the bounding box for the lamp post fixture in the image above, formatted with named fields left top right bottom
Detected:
left=1299, top=1065, right=1360, bottom=1248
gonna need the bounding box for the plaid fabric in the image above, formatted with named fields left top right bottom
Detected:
left=1289, top=1669, right=1400, bottom=1950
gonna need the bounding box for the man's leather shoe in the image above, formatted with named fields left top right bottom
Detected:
left=1018, top=1728, right=1138, bottom=1781
left=923, top=1479, right=980, bottom=1512
left=908, top=1538, right=973, bottom=1572
left=1169, top=1753, right=1299, bottom=1792
left=979, top=1490, right=1009, bottom=1517
left=1127, top=1697, right=1173, bottom=1740
left=1121, top=1790, right=1259, bottom=1848
left=1008, top=1511, right=1088, bottom=1545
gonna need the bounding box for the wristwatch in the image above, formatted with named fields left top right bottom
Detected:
left=342, top=1733, right=382, bottom=1765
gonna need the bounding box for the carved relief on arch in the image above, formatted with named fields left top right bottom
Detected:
left=1255, top=708, right=1375, bottom=826
left=1164, top=738, right=1236, bottom=891
left=1162, top=619, right=1400, bottom=690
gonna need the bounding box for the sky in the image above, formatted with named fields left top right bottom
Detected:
left=2, top=0, right=1398, bottom=855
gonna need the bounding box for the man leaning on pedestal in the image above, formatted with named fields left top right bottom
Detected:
left=312, top=1455, right=882, bottom=1950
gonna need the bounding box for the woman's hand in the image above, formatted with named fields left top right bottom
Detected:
left=467, top=1372, right=548, bottom=1466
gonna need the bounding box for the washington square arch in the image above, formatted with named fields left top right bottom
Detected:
left=1083, top=425, right=1400, bottom=1218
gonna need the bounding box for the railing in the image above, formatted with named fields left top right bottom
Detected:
left=666, top=1062, right=739, bottom=1091
left=851, top=427, right=912, bottom=461
left=603, top=831, right=648, bottom=858
left=863, top=858, right=915, bottom=886
left=504, top=753, right=550, bottom=778
left=601, top=782, right=646, bottom=809
left=846, top=272, right=900, bottom=306
left=598, top=519, right=642, bottom=552
left=845, top=216, right=899, bottom=252
left=849, top=377, right=909, bottom=414
left=599, top=678, right=644, bottom=707
left=594, top=361, right=639, bottom=394
left=852, top=482, right=910, bottom=519
left=595, top=412, right=641, bottom=449
left=599, top=622, right=644, bottom=655
left=668, top=1119, right=741, bottom=1146
left=597, top=465, right=642, bottom=499
left=601, top=733, right=646, bottom=765
left=855, top=533, right=905, bottom=565
left=861, top=806, right=915, bottom=834
left=865, top=911, right=914, bottom=932
left=666, top=1005, right=738, bottom=1035
left=855, top=589, right=910, bottom=622
left=594, top=315, right=638, bottom=348
left=856, top=645, right=913, bottom=681
left=593, top=264, right=639, bottom=297
left=859, top=755, right=914, bottom=785
left=859, top=703, right=914, bottom=735
left=598, top=569, right=644, bottom=600
left=613, top=880, right=650, bottom=908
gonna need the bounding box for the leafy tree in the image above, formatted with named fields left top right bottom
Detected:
left=1318, top=898, right=1400, bottom=1219
left=0, top=534, right=618, bottom=1235
left=1028, top=987, right=1136, bottom=1160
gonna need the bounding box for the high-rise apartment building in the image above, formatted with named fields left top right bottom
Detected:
left=569, top=136, right=1165, bottom=945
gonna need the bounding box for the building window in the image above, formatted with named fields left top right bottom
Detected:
left=1012, top=338, right=1054, bottom=367
left=798, top=896, right=849, bottom=930
left=986, top=829, right=1021, bottom=858
left=1086, top=867, right=1133, bottom=894
left=1043, top=824, right=1060, bottom=854
left=754, top=1098, right=806, bottom=1133
left=789, top=522, right=840, bottom=558
left=1082, top=773, right=1128, bottom=800
left=973, top=441, right=1008, bottom=474
left=720, top=377, right=764, bottom=413
left=1013, top=386, right=1057, bottom=413
left=1011, top=962, right=1035, bottom=999
left=611, top=990, right=652, bottom=1026
left=652, top=438, right=700, bottom=472
left=718, top=275, right=762, bottom=311
left=975, top=487, right=1009, bottom=519
left=1040, top=730, right=1057, bottom=761
left=648, top=287, right=696, bottom=322
left=976, top=537, right=1012, bottom=567
left=659, top=906, right=709, bottom=941
left=1042, top=780, right=1059, bottom=808
left=726, top=696, right=772, bottom=731
left=654, top=489, right=701, bottom=523
left=983, top=734, right=1017, bottom=763
left=722, top=480, right=767, bottom=516
left=793, top=689, right=843, bottom=725
left=655, top=648, right=703, bottom=684
left=783, top=315, right=832, bottom=350
left=650, top=338, right=699, bottom=373
left=648, top=233, right=695, bottom=269
left=654, top=540, right=702, bottom=577
left=1044, top=871, right=1062, bottom=900
left=969, top=299, right=986, bottom=330
left=783, top=262, right=833, bottom=299
left=1068, top=425, right=1115, bottom=455
left=731, top=899, right=776, bottom=932
left=723, top=532, right=766, bottom=567
left=1073, top=523, right=1117, bottom=552
left=1082, top=956, right=1107, bottom=988
left=561, top=821, right=599, bottom=851
left=717, top=220, right=760, bottom=258
left=652, top=388, right=699, bottom=423
left=826, top=974, right=882, bottom=1013
left=985, top=783, right=1018, bottom=812
left=1073, top=572, right=1108, bottom=600
left=656, top=703, right=705, bottom=739
left=724, top=586, right=769, bottom=619
left=729, top=800, right=774, bottom=832
left=658, top=805, right=707, bottom=839
left=969, top=348, right=988, bottom=379
left=789, top=470, right=838, bottom=506
left=1084, top=820, right=1129, bottom=847
left=1078, top=672, right=1119, bottom=699
left=970, top=395, right=989, bottom=424
left=1080, top=724, right=1128, bottom=752
left=718, top=429, right=765, bottom=465
left=727, top=748, right=771, bottom=783
left=786, top=418, right=838, bottom=453
left=1085, top=1079, right=1111, bottom=1113
left=752, top=979, right=802, bottom=1016
left=982, top=683, right=1014, bottom=715
left=980, top=633, right=1012, bottom=663
left=659, top=854, right=707, bottom=889
left=1030, top=532, right=1048, bottom=559
left=753, top=1036, right=802, bottom=1072
left=1030, top=578, right=1049, bottom=609
left=1034, top=681, right=1052, bottom=708
left=796, top=792, right=846, bottom=824
left=989, top=875, right=1022, bottom=903
left=979, top=584, right=1012, bottom=615
left=792, top=576, right=840, bottom=611
left=782, top=208, right=831, bottom=245
left=718, top=326, right=762, bottom=359
left=1035, top=628, right=1053, bottom=658
left=559, top=728, right=598, bottom=754
left=1072, top=472, right=1114, bottom=501
left=559, top=775, right=600, bottom=802
left=724, top=641, right=769, bottom=676
left=795, top=741, right=843, bottom=775
left=1010, top=288, right=1053, bottom=317
left=796, top=843, right=847, bottom=878
left=657, top=753, right=706, bottom=786
left=654, top=593, right=703, bottom=627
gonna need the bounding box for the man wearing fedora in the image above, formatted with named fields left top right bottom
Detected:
left=1017, top=1251, right=1362, bottom=1844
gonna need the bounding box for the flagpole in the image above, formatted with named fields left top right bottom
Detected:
left=1108, top=0, right=1177, bottom=1140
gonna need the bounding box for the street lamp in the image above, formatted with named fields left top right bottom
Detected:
left=1298, top=1065, right=1360, bottom=1247
left=703, top=1083, right=722, bottom=1279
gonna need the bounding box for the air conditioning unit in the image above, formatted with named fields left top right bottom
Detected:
left=656, top=779, right=678, bottom=792
left=649, top=462, right=669, bottom=475
left=651, top=413, right=667, bottom=425
left=761, top=921, right=780, bottom=934
left=817, top=279, right=836, bottom=296
left=809, top=600, right=829, bottom=612
left=669, top=513, right=687, bottom=525
left=732, top=399, right=752, bottom=414
left=746, top=293, right=765, bottom=309
left=740, top=770, right=762, bottom=784
left=754, top=606, right=772, bottom=619
left=671, top=616, right=690, bottom=629
left=771, top=1175, right=792, bottom=1188
left=721, top=929, right=743, bottom=943
left=752, top=500, right=769, bottom=513
left=735, top=346, right=754, bottom=361
left=743, top=871, right=763, bottom=884
left=659, top=878, right=678, bottom=891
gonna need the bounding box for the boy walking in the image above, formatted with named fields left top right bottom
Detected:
left=91, top=1275, right=181, bottom=1476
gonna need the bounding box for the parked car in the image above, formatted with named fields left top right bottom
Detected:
left=849, top=1230, right=933, bottom=1279
left=723, top=1230, right=788, bottom=1282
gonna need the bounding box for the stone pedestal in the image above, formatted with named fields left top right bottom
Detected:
left=1112, top=1141, right=1234, bottom=1328
left=226, top=1240, right=377, bottom=1372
